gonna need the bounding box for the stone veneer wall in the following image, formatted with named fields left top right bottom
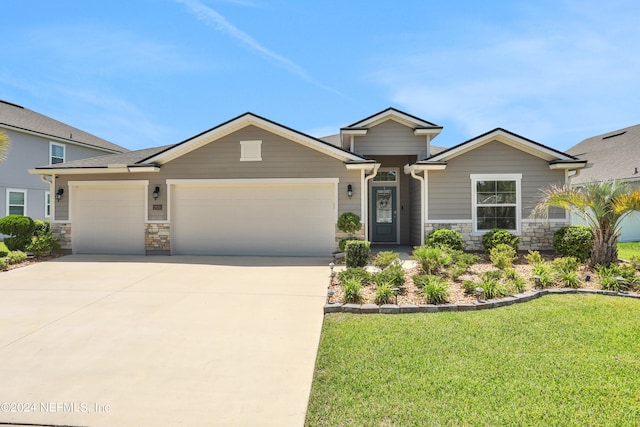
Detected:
left=145, top=223, right=171, bottom=253
left=424, top=221, right=568, bottom=251
left=50, top=223, right=72, bottom=250
left=335, top=225, right=366, bottom=250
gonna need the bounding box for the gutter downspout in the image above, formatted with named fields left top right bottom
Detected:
left=410, top=168, right=426, bottom=246
left=363, top=164, right=381, bottom=241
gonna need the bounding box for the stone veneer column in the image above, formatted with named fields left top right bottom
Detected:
left=145, top=223, right=171, bottom=254
left=50, top=223, right=72, bottom=251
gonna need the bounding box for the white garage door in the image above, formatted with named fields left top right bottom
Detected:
left=71, top=183, right=146, bottom=254
left=171, top=181, right=336, bottom=256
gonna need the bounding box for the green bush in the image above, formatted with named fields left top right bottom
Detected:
left=0, top=257, right=7, bottom=270
left=481, top=228, right=519, bottom=252
left=596, top=263, right=639, bottom=291
left=0, top=215, right=35, bottom=251
left=532, top=263, right=554, bottom=288
left=553, top=225, right=593, bottom=262
left=25, top=233, right=61, bottom=258
left=426, top=228, right=464, bottom=251
left=489, top=243, right=517, bottom=270
left=478, top=271, right=508, bottom=299
left=447, top=251, right=479, bottom=281
left=414, top=275, right=449, bottom=304
left=33, top=220, right=50, bottom=237
left=524, top=250, right=544, bottom=266
left=630, top=256, right=640, bottom=271
left=504, top=268, right=526, bottom=293
left=337, top=212, right=362, bottom=235
left=550, top=257, right=582, bottom=288
left=345, top=240, right=371, bottom=268
left=0, top=250, right=8, bottom=257
left=372, top=251, right=401, bottom=269
left=7, top=250, right=27, bottom=265
left=371, top=265, right=405, bottom=288
left=339, top=237, right=362, bottom=251
left=341, top=277, right=363, bottom=303
left=337, top=268, right=370, bottom=285
left=374, top=283, right=395, bottom=305
left=412, top=245, right=453, bottom=275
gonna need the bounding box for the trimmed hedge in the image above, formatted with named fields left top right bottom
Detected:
left=481, top=228, right=519, bottom=252
left=553, top=225, right=593, bottom=262
left=0, top=215, right=35, bottom=251
left=345, top=240, right=371, bottom=268
left=426, top=228, right=464, bottom=251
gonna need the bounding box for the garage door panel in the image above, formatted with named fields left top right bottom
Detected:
left=172, top=183, right=335, bottom=256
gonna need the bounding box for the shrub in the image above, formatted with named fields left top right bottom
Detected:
left=337, top=268, right=370, bottom=285
left=25, top=233, right=61, bottom=258
left=372, top=251, right=401, bottom=270
left=532, top=263, right=554, bottom=288
left=371, top=265, right=405, bottom=288
left=345, top=240, right=370, bottom=268
left=0, top=250, right=8, bottom=257
left=412, top=245, right=453, bottom=275
left=629, top=256, right=640, bottom=271
left=0, top=257, right=7, bottom=270
left=374, top=283, right=395, bottom=305
left=33, top=220, right=50, bottom=237
left=339, top=237, right=362, bottom=251
left=426, top=228, right=464, bottom=251
left=490, top=244, right=517, bottom=270
left=337, top=212, right=362, bottom=235
left=414, top=275, right=449, bottom=304
left=481, top=228, right=519, bottom=252
left=462, top=280, right=478, bottom=295
left=7, top=250, right=27, bottom=265
left=341, top=278, right=362, bottom=303
left=550, top=257, right=582, bottom=288
left=0, top=215, right=35, bottom=251
left=504, top=268, right=526, bottom=293
left=553, top=225, right=593, bottom=262
left=478, top=271, right=508, bottom=299
left=596, top=264, right=639, bottom=291
left=525, top=250, right=544, bottom=266
left=557, top=270, right=582, bottom=288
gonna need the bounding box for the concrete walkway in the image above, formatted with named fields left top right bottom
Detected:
left=0, top=255, right=329, bottom=427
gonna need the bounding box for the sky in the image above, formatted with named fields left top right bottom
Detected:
left=1, top=0, right=639, bottom=152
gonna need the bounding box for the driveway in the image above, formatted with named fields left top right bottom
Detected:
left=0, top=255, right=329, bottom=427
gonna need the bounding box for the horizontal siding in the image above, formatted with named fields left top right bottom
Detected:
left=410, top=176, right=422, bottom=245
left=53, top=126, right=362, bottom=222
left=354, top=120, right=428, bottom=158
left=428, top=141, right=566, bottom=220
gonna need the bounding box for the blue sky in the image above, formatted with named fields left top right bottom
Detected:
left=1, top=0, right=639, bottom=152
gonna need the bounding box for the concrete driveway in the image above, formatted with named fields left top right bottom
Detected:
left=0, top=255, right=329, bottom=427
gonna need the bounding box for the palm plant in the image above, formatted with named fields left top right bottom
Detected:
left=533, top=181, right=640, bottom=267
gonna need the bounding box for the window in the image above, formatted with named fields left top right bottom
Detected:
left=471, top=174, right=521, bottom=232
left=7, top=189, right=26, bottom=216
left=50, top=142, right=65, bottom=164
left=45, top=191, right=51, bottom=218
left=240, top=140, right=262, bottom=161
left=373, top=170, right=397, bottom=182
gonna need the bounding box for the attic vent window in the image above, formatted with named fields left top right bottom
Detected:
left=602, top=131, right=626, bottom=140
left=240, top=140, right=262, bottom=161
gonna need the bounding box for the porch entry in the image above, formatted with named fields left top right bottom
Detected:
left=371, top=186, right=397, bottom=243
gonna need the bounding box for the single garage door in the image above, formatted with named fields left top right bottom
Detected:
left=71, top=182, right=146, bottom=254
left=171, top=180, right=336, bottom=256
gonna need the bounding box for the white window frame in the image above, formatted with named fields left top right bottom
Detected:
left=50, top=141, right=66, bottom=165
left=45, top=191, right=51, bottom=218
left=471, top=174, right=522, bottom=234
left=6, top=188, right=27, bottom=216
left=240, top=140, right=262, bottom=161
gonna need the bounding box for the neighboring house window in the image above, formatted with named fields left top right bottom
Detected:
left=50, top=142, right=65, bottom=164
left=45, top=191, right=51, bottom=218
left=373, top=170, right=397, bottom=182
left=471, top=174, right=521, bottom=233
left=240, top=140, right=262, bottom=161
left=7, top=189, right=27, bottom=216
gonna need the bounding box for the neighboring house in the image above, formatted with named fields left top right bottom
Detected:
left=566, top=124, right=640, bottom=242
left=30, top=108, right=586, bottom=256
left=0, top=99, right=127, bottom=222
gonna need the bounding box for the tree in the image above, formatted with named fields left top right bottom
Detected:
left=533, top=181, right=640, bottom=267
left=0, top=130, right=9, bottom=162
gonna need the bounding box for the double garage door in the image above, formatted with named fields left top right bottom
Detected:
left=71, top=180, right=336, bottom=256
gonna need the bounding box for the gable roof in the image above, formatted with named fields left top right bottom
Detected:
left=567, top=123, right=640, bottom=184
left=344, top=107, right=441, bottom=129
left=33, top=145, right=171, bottom=170
left=142, top=112, right=370, bottom=165
left=0, top=99, right=127, bottom=153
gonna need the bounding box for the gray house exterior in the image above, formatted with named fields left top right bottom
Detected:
left=30, top=108, right=586, bottom=256
left=567, top=124, right=640, bottom=242
left=0, top=100, right=127, bottom=222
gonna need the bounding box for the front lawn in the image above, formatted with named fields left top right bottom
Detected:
left=306, top=295, right=640, bottom=426
left=618, top=241, right=640, bottom=260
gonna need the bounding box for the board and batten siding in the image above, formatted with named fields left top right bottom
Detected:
left=427, top=141, right=566, bottom=221
left=53, top=125, right=361, bottom=222
left=353, top=120, right=429, bottom=158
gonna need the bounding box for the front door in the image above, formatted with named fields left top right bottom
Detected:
left=371, top=187, right=397, bottom=242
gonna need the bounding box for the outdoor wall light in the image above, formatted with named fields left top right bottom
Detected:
left=475, top=287, right=485, bottom=303
left=152, top=186, right=160, bottom=200
left=347, top=184, right=353, bottom=198
left=55, top=188, right=64, bottom=201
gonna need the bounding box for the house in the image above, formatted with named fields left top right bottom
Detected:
left=29, top=108, right=586, bottom=256
left=0, top=99, right=127, bottom=221
left=566, top=124, right=640, bottom=242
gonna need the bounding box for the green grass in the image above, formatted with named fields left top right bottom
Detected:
left=618, top=241, right=640, bottom=260
left=306, top=295, right=640, bottom=426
